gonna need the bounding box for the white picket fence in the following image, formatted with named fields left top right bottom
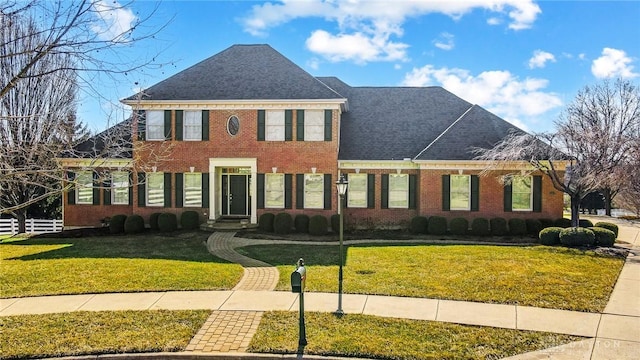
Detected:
left=0, top=218, right=63, bottom=235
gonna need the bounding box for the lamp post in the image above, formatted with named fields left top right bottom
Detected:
left=335, top=173, right=348, bottom=316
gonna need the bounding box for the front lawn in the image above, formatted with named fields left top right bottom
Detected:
left=237, top=244, right=624, bottom=312
left=0, top=232, right=244, bottom=298
left=250, top=311, right=583, bottom=360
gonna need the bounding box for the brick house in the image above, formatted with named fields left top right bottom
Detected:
left=59, top=44, right=563, bottom=229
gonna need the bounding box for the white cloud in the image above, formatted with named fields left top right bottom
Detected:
left=91, top=0, right=137, bottom=42
left=591, top=48, right=638, bottom=79
left=433, top=32, right=455, bottom=51
left=402, top=65, right=562, bottom=130
left=242, top=0, right=541, bottom=63
left=528, top=50, right=556, bottom=69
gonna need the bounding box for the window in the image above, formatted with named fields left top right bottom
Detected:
left=146, top=111, right=165, bottom=140
left=146, top=172, right=164, bottom=207
left=227, top=115, right=240, bottom=136
left=265, top=173, right=285, bottom=208
left=512, top=176, right=532, bottom=211
left=347, top=174, right=367, bottom=208
left=183, top=111, right=202, bottom=141
left=304, top=110, right=324, bottom=141
left=184, top=173, right=202, bottom=207
left=76, top=171, right=93, bottom=204
left=389, top=174, right=409, bottom=208
left=450, top=175, right=470, bottom=210
left=111, top=171, right=129, bottom=205
left=266, top=110, right=285, bottom=141
left=304, top=174, right=324, bottom=209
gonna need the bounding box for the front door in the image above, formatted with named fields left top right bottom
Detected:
left=222, top=173, right=250, bottom=216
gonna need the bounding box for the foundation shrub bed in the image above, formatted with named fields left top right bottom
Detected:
left=539, top=218, right=554, bottom=230
left=555, top=218, right=572, bottom=228
left=309, top=215, right=328, bottom=236
left=124, top=215, right=145, bottom=234
left=526, top=219, right=543, bottom=236
left=538, top=227, right=563, bottom=246
left=590, top=227, right=616, bottom=247
left=331, top=214, right=340, bottom=234
left=149, top=213, right=162, bottom=231
left=559, top=227, right=595, bottom=247
left=490, top=218, right=508, bottom=236
left=180, top=211, right=200, bottom=230
left=410, top=216, right=429, bottom=234
left=471, top=218, right=490, bottom=236
left=294, top=214, right=310, bottom=233
left=594, top=222, right=618, bottom=238
left=274, top=213, right=293, bottom=235
left=579, top=219, right=594, bottom=228
left=109, top=214, right=127, bottom=234
left=427, top=216, right=447, bottom=235
left=449, top=218, right=469, bottom=236
left=258, top=213, right=275, bottom=232
left=509, top=218, right=527, bottom=236
left=158, top=213, right=177, bottom=233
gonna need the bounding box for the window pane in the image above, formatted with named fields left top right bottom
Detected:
left=512, top=176, right=532, bottom=211
left=184, top=111, right=202, bottom=141
left=146, top=111, right=165, bottom=140
left=389, top=174, right=408, bottom=208
left=304, top=174, right=324, bottom=209
left=76, top=171, right=93, bottom=204
left=147, top=173, right=164, bottom=206
left=304, top=110, right=324, bottom=141
left=112, top=172, right=129, bottom=205
left=450, top=175, right=470, bottom=210
left=184, top=173, right=202, bottom=207
left=347, top=174, right=367, bottom=208
left=266, top=174, right=284, bottom=208
left=266, top=110, right=285, bottom=141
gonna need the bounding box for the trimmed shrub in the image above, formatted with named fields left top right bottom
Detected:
left=124, top=214, right=145, bottom=234
left=427, top=216, right=447, bottom=235
left=410, top=216, right=429, bottom=234
left=539, top=227, right=563, bottom=246
left=331, top=214, right=340, bottom=234
left=525, top=219, right=543, bottom=235
left=109, top=214, right=127, bottom=234
left=294, top=214, right=310, bottom=233
left=274, top=213, right=293, bottom=235
left=554, top=218, right=572, bottom=228
left=309, top=215, right=328, bottom=236
left=594, top=222, right=618, bottom=238
left=449, top=217, right=469, bottom=236
left=509, top=218, right=527, bottom=236
left=258, top=213, right=275, bottom=232
left=579, top=219, right=594, bottom=228
left=149, top=213, right=162, bottom=231
left=590, top=227, right=616, bottom=247
left=490, top=217, right=508, bottom=236
left=158, top=213, right=178, bottom=233
left=471, top=218, right=490, bottom=236
left=180, top=211, right=200, bottom=230
left=559, top=227, right=595, bottom=247
left=539, top=218, right=554, bottom=230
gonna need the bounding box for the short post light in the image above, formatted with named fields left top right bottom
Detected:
left=335, top=173, right=348, bottom=315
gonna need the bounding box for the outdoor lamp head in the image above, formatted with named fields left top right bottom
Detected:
left=336, top=174, right=348, bottom=196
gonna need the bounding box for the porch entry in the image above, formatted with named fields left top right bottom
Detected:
left=221, top=168, right=251, bottom=217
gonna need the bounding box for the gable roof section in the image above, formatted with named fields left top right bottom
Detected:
left=126, top=44, right=344, bottom=101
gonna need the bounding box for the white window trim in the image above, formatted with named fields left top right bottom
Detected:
left=304, top=173, right=324, bottom=209
left=75, top=171, right=93, bottom=204
left=512, top=175, right=533, bottom=212
left=183, top=110, right=202, bottom=141
left=388, top=173, right=409, bottom=209
left=347, top=173, right=367, bottom=208
left=265, top=173, right=285, bottom=209
left=146, top=110, right=165, bottom=141
left=111, top=171, right=129, bottom=205
left=146, top=172, right=164, bottom=207
left=184, top=173, right=203, bottom=207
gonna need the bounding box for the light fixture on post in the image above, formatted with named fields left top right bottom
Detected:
left=335, top=173, right=348, bottom=316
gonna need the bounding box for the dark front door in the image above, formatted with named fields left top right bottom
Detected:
left=222, top=174, right=249, bottom=216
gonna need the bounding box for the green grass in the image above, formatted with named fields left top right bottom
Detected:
left=237, top=244, right=624, bottom=312
left=250, top=311, right=584, bottom=360
left=0, top=310, right=210, bottom=359
left=1, top=231, right=244, bottom=298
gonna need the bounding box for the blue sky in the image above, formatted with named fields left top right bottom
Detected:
left=79, top=0, right=640, bottom=133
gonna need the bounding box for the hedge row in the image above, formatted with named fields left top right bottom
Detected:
left=259, top=213, right=336, bottom=236
left=409, top=216, right=554, bottom=237
left=108, top=211, right=201, bottom=234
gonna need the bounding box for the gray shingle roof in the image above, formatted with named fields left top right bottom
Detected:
left=127, top=44, right=343, bottom=101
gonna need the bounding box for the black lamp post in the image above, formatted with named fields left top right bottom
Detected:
left=335, top=173, right=348, bottom=315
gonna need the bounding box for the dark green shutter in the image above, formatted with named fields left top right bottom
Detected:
left=163, top=172, right=171, bottom=208
left=296, top=174, right=304, bottom=209
left=138, top=173, right=146, bottom=207
left=128, top=173, right=133, bottom=206
left=257, top=110, right=265, bottom=141
left=175, top=110, right=183, bottom=141
left=471, top=175, right=479, bottom=211
left=504, top=181, right=513, bottom=212
left=324, top=174, right=332, bottom=210
left=92, top=172, right=100, bottom=205
left=175, top=173, right=184, bottom=208
left=285, top=110, right=293, bottom=141
left=201, top=173, right=209, bottom=208
left=67, top=171, right=76, bottom=205
left=442, top=175, right=450, bottom=211
left=285, top=174, right=292, bottom=209
left=381, top=174, right=389, bottom=209
left=409, top=174, right=417, bottom=209
left=324, top=110, right=332, bottom=141
left=533, top=175, right=542, bottom=212
left=202, top=110, right=209, bottom=141
left=296, top=110, right=305, bottom=140
left=257, top=173, right=265, bottom=209
left=136, top=110, right=146, bottom=141
left=103, top=177, right=112, bottom=206
left=164, top=110, right=172, bottom=140
left=367, top=174, right=375, bottom=209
